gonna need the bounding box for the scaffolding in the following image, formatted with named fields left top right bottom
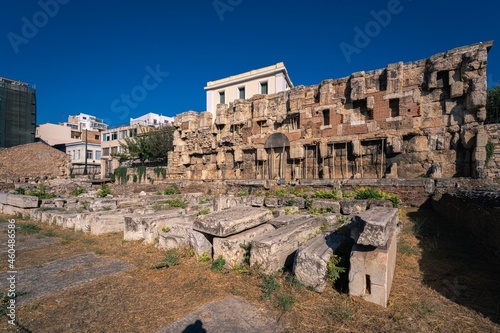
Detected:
left=0, top=77, right=36, bottom=148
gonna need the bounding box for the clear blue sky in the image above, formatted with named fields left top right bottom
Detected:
left=1, top=0, right=498, bottom=128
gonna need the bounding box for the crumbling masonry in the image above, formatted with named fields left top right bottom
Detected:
left=168, top=41, right=494, bottom=181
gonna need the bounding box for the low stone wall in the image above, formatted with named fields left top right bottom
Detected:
left=485, top=123, right=500, bottom=179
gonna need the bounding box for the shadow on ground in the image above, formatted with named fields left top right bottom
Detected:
left=409, top=205, right=500, bottom=324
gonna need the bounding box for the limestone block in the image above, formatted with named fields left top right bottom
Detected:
left=264, top=197, right=279, bottom=208
left=250, top=196, right=265, bottom=207
left=407, top=136, right=428, bottom=153
left=189, top=230, right=212, bottom=259
left=213, top=195, right=242, bottom=211
left=467, top=77, right=487, bottom=110
left=213, top=224, right=275, bottom=268
left=283, top=197, right=306, bottom=209
left=143, top=213, right=196, bottom=244
left=250, top=216, right=323, bottom=274
left=476, top=128, right=488, bottom=147
left=472, top=147, right=486, bottom=162
left=193, top=207, right=273, bottom=237
left=350, top=76, right=366, bottom=101
left=0, top=193, right=8, bottom=204
left=89, top=199, right=117, bottom=212
left=293, top=233, right=344, bottom=292
left=340, top=200, right=367, bottom=215
left=368, top=200, right=394, bottom=209
left=158, top=233, right=189, bottom=251
left=269, top=213, right=311, bottom=228
left=367, top=96, right=375, bottom=110
left=477, top=107, right=487, bottom=122
left=450, top=81, right=464, bottom=98
left=351, top=207, right=398, bottom=247
left=89, top=212, right=126, bottom=235
left=6, top=194, right=38, bottom=208
left=349, top=227, right=398, bottom=307
left=460, top=127, right=476, bottom=149
left=310, top=199, right=340, bottom=213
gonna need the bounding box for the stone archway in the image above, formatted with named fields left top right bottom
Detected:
left=264, top=133, right=290, bottom=180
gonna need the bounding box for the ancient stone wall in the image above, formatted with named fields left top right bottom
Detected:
left=168, top=42, right=493, bottom=181
left=485, top=123, right=500, bottom=179
left=0, top=142, right=71, bottom=183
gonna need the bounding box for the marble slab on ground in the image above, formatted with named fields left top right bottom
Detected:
left=156, top=297, right=283, bottom=333
left=0, top=253, right=132, bottom=304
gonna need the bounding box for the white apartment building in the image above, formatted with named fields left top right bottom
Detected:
left=204, top=62, right=293, bottom=120
left=67, top=113, right=108, bottom=131
left=66, top=142, right=101, bottom=175
left=130, top=112, right=174, bottom=128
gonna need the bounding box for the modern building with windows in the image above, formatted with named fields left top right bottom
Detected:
left=204, top=62, right=293, bottom=120
left=130, top=112, right=174, bottom=128
left=66, top=113, right=108, bottom=131
left=65, top=142, right=101, bottom=175
left=0, top=76, right=36, bottom=148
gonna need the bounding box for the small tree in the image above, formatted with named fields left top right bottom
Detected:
left=118, top=126, right=175, bottom=165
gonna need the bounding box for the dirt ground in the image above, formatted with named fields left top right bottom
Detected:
left=0, top=206, right=499, bottom=333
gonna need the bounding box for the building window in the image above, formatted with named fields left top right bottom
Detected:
left=96, top=151, right=101, bottom=160
left=219, top=91, right=225, bottom=104
left=260, top=82, right=268, bottom=94
left=111, top=132, right=117, bottom=140
left=87, top=150, right=93, bottom=159
left=129, top=128, right=137, bottom=137
left=119, top=130, right=126, bottom=139
left=322, top=109, right=330, bottom=126
left=94, top=135, right=100, bottom=140
left=288, top=114, right=300, bottom=131
left=238, top=87, right=245, bottom=99
left=102, top=148, right=109, bottom=156
left=389, top=99, right=400, bottom=117
left=257, top=120, right=266, bottom=134
left=111, top=147, right=118, bottom=155
left=77, top=150, right=80, bottom=160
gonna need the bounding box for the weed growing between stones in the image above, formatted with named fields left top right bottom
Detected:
left=326, top=255, right=346, bottom=286
left=313, top=189, right=340, bottom=199
left=98, top=184, right=112, bottom=198
left=161, top=227, right=170, bottom=233
left=354, top=187, right=400, bottom=207
left=210, top=256, right=226, bottom=272
left=261, top=274, right=280, bottom=300
left=151, top=249, right=179, bottom=269
left=198, top=251, right=211, bottom=262
left=198, top=208, right=210, bottom=215
left=162, top=199, right=187, bottom=208
left=71, top=186, right=87, bottom=196
left=164, top=185, right=181, bottom=195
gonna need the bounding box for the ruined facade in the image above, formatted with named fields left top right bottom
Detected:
left=168, top=42, right=493, bottom=181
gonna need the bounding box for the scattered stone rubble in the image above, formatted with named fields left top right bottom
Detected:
left=0, top=186, right=402, bottom=307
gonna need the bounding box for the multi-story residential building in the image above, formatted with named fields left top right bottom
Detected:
left=130, top=112, right=174, bottom=128
left=66, top=113, right=108, bottom=131
left=204, top=62, right=293, bottom=120
left=0, top=76, right=36, bottom=148
left=65, top=142, right=101, bottom=175
left=100, top=124, right=153, bottom=176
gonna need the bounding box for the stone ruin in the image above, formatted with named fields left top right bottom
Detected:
left=0, top=186, right=403, bottom=307
left=166, top=41, right=496, bottom=182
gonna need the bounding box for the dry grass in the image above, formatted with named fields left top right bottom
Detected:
left=0, top=207, right=499, bottom=333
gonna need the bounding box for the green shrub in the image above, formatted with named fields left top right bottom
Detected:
left=71, top=186, right=87, bottom=196
left=14, top=187, right=26, bottom=195
left=285, top=199, right=295, bottom=206
left=26, top=185, right=54, bottom=199
left=133, top=175, right=138, bottom=183
left=151, top=249, right=179, bottom=269
left=164, top=185, right=181, bottom=195
left=98, top=184, right=112, bottom=197
left=354, top=187, right=400, bottom=207
left=261, top=274, right=280, bottom=299
left=163, top=199, right=187, bottom=208
left=275, top=189, right=286, bottom=198
left=211, top=256, right=226, bottom=271
left=239, top=243, right=251, bottom=266
left=162, top=227, right=170, bottom=233
left=326, top=254, right=346, bottom=285
left=113, top=167, right=128, bottom=184
left=274, top=292, right=296, bottom=313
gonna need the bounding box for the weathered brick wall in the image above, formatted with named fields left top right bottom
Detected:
left=169, top=42, right=493, bottom=182
left=0, top=142, right=71, bottom=183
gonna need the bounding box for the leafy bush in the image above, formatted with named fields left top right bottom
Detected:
left=211, top=256, right=226, bottom=271
left=354, top=187, right=400, bottom=207
left=25, top=185, right=54, bottom=199
left=164, top=185, right=181, bottom=195
left=326, top=254, right=346, bottom=285
left=98, top=184, right=112, bottom=197
left=151, top=249, right=179, bottom=269
left=14, top=187, right=26, bottom=195
left=274, top=292, right=296, bottom=314
left=285, top=199, right=295, bottom=206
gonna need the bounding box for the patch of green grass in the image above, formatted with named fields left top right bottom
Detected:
left=326, top=304, right=354, bottom=321
left=17, top=223, right=41, bottom=235
left=151, top=249, right=180, bottom=269
left=98, top=184, right=112, bottom=197
left=211, top=256, right=226, bottom=271
left=164, top=185, right=181, bottom=195
left=162, top=199, right=187, bottom=208
left=261, top=274, right=280, bottom=300
left=275, top=189, right=286, bottom=198
left=41, top=229, right=56, bottom=237
left=198, top=208, right=210, bottom=215
left=354, top=187, right=400, bottom=207
left=14, top=187, right=26, bottom=195
left=198, top=251, right=211, bottom=262
left=313, top=190, right=339, bottom=199
left=237, top=191, right=248, bottom=197
left=398, top=240, right=418, bottom=255
left=162, top=227, right=171, bottom=233
left=71, top=186, right=87, bottom=196
left=285, top=199, right=295, bottom=206
left=274, top=292, right=295, bottom=314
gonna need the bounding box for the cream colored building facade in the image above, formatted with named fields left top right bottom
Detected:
left=204, top=62, right=293, bottom=120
